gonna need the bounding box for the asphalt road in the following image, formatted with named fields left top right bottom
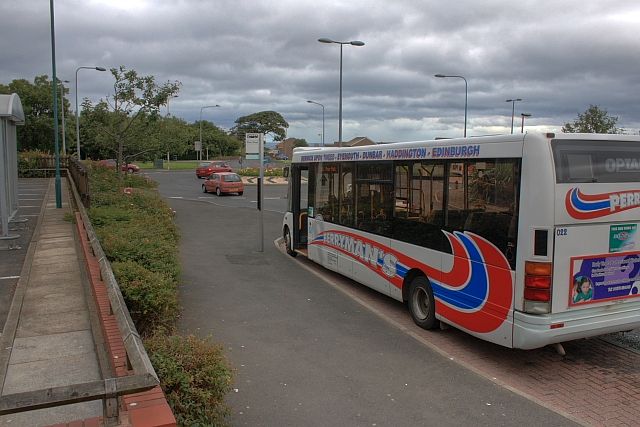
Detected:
left=149, top=170, right=576, bottom=427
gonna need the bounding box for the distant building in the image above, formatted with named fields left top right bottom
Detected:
left=329, top=136, right=376, bottom=147
left=275, top=138, right=298, bottom=159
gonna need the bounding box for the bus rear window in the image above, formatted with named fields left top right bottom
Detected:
left=552, top=139, right=640, bottom=183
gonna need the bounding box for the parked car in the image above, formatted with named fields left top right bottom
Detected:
left=202, top=172, right=244, bottom=196
left=275, top=153, right=288, bottom=160
left=195, top=161, right=232, bottom=178
left=98, top=159, right=140, bottom=173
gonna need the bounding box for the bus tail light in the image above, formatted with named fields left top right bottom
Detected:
left=524, top=261, right=552, bottom=313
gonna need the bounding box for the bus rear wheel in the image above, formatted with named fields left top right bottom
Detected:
left=408, top=276, right=438, bottom=330
left=284, top=228, right=297, bottom=257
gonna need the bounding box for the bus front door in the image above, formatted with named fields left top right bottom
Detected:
left=292, top=166, right=309, bottom=249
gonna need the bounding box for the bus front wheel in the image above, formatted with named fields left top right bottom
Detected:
left=284, top=228, right=297, bottom=257
left=408, top=276, right=438, bottom=330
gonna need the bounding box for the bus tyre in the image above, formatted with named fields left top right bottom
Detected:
left=216, top=187, right=222, bottom=196
left=408, top=276, right=438, bottom=330
left=284, top=228, right=297, bottom=257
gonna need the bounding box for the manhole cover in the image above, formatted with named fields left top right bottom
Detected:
left=225, top=255, right=269, bottom=265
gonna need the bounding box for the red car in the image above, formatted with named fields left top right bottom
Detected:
left=98, top=159, right=140, bottom=173
left=202, top=172, right=244, bottom=196
left=196, top=161, right=232, bottom=178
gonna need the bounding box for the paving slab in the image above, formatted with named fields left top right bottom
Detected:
left=0, top=179, right=102, bottom=425
left=16, top=309, right=90, bottom=337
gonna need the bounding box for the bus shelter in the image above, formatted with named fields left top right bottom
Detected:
left=0, top=93, right=25, bottom=247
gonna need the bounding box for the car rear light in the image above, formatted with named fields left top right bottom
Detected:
left=524, top=261, right=552, bottom=312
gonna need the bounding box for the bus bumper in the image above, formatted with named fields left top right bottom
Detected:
left=512, top=302, right=640, bottom=350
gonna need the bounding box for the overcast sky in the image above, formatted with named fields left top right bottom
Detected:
left=2, top=0, right=639, bottom=144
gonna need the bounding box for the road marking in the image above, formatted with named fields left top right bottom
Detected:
left=0, top=276, right=20, bottom=280
left=168, top=196, right=184, bottom=199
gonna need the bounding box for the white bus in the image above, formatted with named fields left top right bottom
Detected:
left=282, top=132, right=640, bottom=350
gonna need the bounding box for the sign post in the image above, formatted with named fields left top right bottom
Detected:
left=246, top=133, right=265, bottom=251
left=194, top=140, right=202, bottom=161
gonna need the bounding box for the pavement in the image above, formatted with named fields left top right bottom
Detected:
left=0, top=179, right=102, bottom=426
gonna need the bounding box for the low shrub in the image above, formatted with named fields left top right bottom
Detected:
left=145, top=334, right=233, bottom=427
left=238, top=167, right=283, bottom=177
left=111, top=261, right=178, bottom=335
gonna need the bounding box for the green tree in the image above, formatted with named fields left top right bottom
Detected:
left=0, top=75, right=72, bottom=152
left=291, top=138, right=308, bottom=148
left=81, top=66, right=180, bottom=170
left=196, top=120, right=241, bottom=158
left=231, top=110, right=289, bottom=142
left=562, top=105, right=623, bottom=134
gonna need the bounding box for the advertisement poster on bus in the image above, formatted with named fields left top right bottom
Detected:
left=609, top=223, right=637, bottom=252
left=569, top=251, right=640, bottom=306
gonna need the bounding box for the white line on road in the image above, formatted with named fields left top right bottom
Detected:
left=0, top=276, right=20, bottom=280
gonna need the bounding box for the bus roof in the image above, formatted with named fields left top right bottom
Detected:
left=291, top=132, right=640, bottom=164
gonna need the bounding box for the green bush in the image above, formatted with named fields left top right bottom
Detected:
left=145, top=334, right=233, bottom=427
left=83, top=157, right=235, bottom=425
left=111, top=261, right=178, bottom=335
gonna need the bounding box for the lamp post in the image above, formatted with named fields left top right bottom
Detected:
left=58, top=79, right=69, bottom=154
left=506, top=98, right=523, bottom=134
left=318, top=37, right=365, bottom=146
left=307, top=100, right=325, bottom=146
left=167, top=94, right=178, bottom=116
left=520, top=113, right=532, bottom=133
left=434, top=74, right=468, bottom=137
left=200, top=105, right=220, bottom=161
left=75, top=66, right=107, bottom=159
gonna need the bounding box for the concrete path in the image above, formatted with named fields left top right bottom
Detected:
left=0, top=179, right=102, bottom=426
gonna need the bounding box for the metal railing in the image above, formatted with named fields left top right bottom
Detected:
left=0, top=173, right=158, bottom=424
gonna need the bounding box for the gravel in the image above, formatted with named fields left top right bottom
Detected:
left=600, top=328, right=640, bottom=354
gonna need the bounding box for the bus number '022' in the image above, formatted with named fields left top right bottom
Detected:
left=556, top=228, right=567, bottom=236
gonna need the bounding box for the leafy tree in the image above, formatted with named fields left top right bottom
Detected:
left=196, top=121, right=241, bottom=158
left=0, top=75, right=72, bottom=152
left=291, top=138, right=308, bottom=148
left=231, top=110, right=289, bottom=142
left=81, top=66, right=180, bottom=170
left=562, top=105, right=623, bottom=134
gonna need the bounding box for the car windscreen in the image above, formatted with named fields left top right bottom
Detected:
left=198, top=162, right=210, bottom=167
left=222, top=174, right=241, bottom=182
left=552, top=139, right=640, bottom=183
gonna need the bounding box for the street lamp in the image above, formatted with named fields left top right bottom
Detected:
left=75, top=66, right=107, bottom=159
left=520, top=113, right=532, bottom=133
left=167, top=94, right=178, bottom=116
left=505, top=98, right=523, bottom=134
left=434, top=74, right=468, bottom=137
left=307, top=100, right=325, bottom=146
left=318, top=37, right=365, bottom=146
left=57, top=79, right=69, bottom=154
left=200, top=105, right=220, bottom=161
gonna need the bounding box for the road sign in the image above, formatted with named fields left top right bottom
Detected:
left=194, top=140, right=202, bottom=151
left=245, top=133, right=262, bottom=155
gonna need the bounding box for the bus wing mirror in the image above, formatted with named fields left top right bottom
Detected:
left=283, top=166, right=290, bottom=178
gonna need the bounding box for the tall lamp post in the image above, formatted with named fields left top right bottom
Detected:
left=167, top=94, right=178, bottom=116
left=506, top=98, right=523, bottom=134
left=307, top=100, right=325, bottom=146
left=520, top=113, right=532, bottom=133
left=318, top=37, right=365, bottom=146
left=200, top=105, right=220, bottom=161
left=434, top=74, right=468, bottom=137
left=58, top=79, right=69, bottom=154
left=75, top=66, right=107, bottom=159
